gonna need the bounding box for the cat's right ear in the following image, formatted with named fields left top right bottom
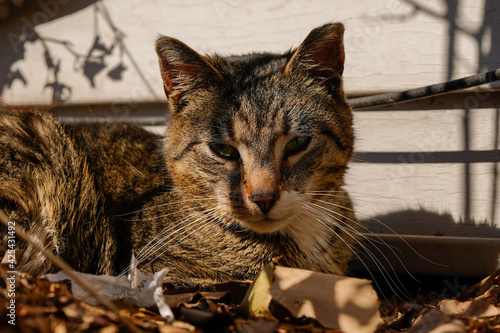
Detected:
left=283, top=23, right=346, bottom=94
left=155, top=37, right=221, bottom=107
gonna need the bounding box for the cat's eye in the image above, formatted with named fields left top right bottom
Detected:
left=211, top=143, right=240, bottom=161
left=285, top=136, right=311, bottom=156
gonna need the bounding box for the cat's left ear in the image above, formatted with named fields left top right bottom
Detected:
left=156, top=37, right=222, bottom=107
left=284, top=23, right=345, bottom=92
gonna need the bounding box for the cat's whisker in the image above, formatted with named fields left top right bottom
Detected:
left=121, top=201, right=227, bottom=277
left=301, top=206, right=372, bottom=278
left=121, top=206, right=197, bottom=222
left=302, top=204, right=384, bottom=265
left=169, top=208, right=226, bottom=248
left=136, top=210, right=213, bottom=262
left=119, top=211, right=206, bottom=271
left=138, top=209, right=223, bottom=271
left=160, top=184, right=212, bottom=193
left=304, top=189, right=404, bottom=202
left=168, top=207, right=231, bottom=249
left=136, top=207, right=220, bottom=266
left=302, top=191, right=385, bottom=206
left=134, top=208, right=201, bottom=258
left=309, top=197, right=445, bottom=267
left=116, top=196, right=218, bottom=217
left=117, top=208, right=218, bottom=277
left=307, top=198, right=424, bottom=279
left=302, top=204, right=374, bottom=264
left=306, top=200, right=390, bottom=245
left=303, top=203, right=414, bottom=300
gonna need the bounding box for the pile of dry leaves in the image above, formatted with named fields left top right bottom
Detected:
left=1, top=261, right=500, bottom=332
left=378, top=271, right=500, bottom=333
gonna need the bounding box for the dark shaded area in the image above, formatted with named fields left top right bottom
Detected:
left=348, top=209, right=500, bottom=303
left=352, top=270, right=482, bottom=302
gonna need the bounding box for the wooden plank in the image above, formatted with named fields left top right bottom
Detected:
left=346, top=104, right=500, bottom=232
left=1, top=0, right=499, bottom=105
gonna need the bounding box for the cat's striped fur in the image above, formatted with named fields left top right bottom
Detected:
left=0, top=23, right=357, bottom=284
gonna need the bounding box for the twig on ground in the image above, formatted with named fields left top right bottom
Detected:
left=0, top=210, right=143, bottom=333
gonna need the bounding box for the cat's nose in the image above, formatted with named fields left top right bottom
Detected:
left=250, top=193, right=279, bottom=214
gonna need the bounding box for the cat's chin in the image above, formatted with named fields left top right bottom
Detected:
left=238, top=217, right=291, bottom=234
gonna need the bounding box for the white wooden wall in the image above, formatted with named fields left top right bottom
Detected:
left=1, top=0, right=500, bottom=267
left=349, top=95, right=500, bottom=235
left=1, top=0, right=499, bottom=104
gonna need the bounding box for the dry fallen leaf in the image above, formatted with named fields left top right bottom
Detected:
left=157, top=322, right=195, bottom=333
left=43, top=254, right=174, bottom=321
left=240, top=262, right=277, bottom=321
left=241, top=263, right=382, bottom=333
left=4, top=255, right=500, bottom=332
left=456, top=269, right=500, bottom=302
left=408, top=309, right=466, bottom=333
left=270, top=266, right=382, bottom=333
left=440, top=299, right=500, bottom=318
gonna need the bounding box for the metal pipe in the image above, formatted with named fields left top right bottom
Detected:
left=348, top=68, right=500, bottom=110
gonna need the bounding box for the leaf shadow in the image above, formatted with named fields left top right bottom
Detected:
left=0, top=1, right=159, bottom=104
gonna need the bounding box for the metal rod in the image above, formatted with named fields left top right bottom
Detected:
left=348, top=68, right=500, bottom=110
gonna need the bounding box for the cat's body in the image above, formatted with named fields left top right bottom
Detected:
left=0, top=23, right=357, bottom=284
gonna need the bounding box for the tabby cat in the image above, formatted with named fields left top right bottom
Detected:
left=0, top=23, right=356, bottom=284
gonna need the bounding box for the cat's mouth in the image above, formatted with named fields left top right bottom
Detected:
left=238, top=216, right=291, bottom=234
left=223, top=190, right=302, bottom=233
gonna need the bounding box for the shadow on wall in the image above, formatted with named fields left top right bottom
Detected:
left=357, top=0, right=500, bottom=226
left=409, top=0, right=500, bottom=226
left=360, top=208, right=500, bottom=238
left=351, top=209, right=500, bottom=279
left=0, top=0, right=157, bottom=103
left=400, top=0, right=500, bottom=81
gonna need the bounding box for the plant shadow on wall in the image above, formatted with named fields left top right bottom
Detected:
left=353, top=0, right=500, bottom=230
left=0, top=0, right=158, bottom=103
left=400, top=0, right=500, bottom=225
left=349, top=0, right=500, bottom=285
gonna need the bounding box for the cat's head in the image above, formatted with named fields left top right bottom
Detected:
left=156, top=23, right=353, bottom=234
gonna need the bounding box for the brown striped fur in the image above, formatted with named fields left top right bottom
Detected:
left=0, top=23, right=357, bottom=284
